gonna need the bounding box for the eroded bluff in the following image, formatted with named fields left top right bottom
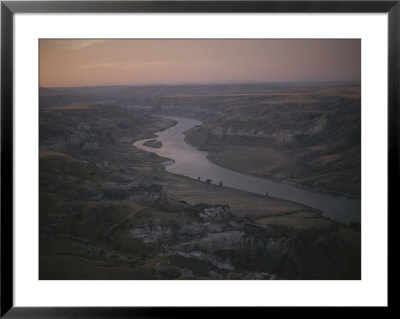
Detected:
left=44, top=189, right=359, bottom=279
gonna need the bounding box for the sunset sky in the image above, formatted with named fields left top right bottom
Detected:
left=39, top=39, right=361, bottom=87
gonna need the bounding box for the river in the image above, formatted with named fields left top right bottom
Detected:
left=133, top=116, right=361, bottom=224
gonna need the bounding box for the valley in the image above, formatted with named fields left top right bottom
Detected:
left=39, top=83, right=361, bottom=280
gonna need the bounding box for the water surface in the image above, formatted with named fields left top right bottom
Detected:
left=134, top=116, right=361, bottom=224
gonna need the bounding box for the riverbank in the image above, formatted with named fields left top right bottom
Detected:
left=133, top=139, right=328, bottom=229
left=134, top=115, right=361, bottom=224
left=178, top=85, right=361, bottom=198
left=204, top=145, right=361, bottom=199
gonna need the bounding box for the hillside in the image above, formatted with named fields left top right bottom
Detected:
left=39, top=100, right=361, bottom=280
left=40, top=83, right=360, bottom=196
left=179, top=85, right=361, bottom=196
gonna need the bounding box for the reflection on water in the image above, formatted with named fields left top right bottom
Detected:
left=134, top=116, right=361, bottom=224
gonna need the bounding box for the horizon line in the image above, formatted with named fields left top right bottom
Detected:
left=40, top=80, right=361, bottom=90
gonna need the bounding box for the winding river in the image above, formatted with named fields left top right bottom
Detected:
left=133, top=116, right=361, bottom=224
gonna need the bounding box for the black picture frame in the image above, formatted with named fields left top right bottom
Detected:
left=1, top=0, right=396, bottom=317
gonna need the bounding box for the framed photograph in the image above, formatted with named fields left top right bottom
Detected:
left=1, top=0, right=395, bottom=316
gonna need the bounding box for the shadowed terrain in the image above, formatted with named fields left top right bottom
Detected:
left=39, top=83, right=361, bottom=280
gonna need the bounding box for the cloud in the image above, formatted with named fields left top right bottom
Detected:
left=68, top=40, right=106, bottom=50
left=76, top=61, right=167, bottom=70
left=76, top=62, right=122, bottom=70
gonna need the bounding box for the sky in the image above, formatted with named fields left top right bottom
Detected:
left=39, top=39, right=361, bottom=87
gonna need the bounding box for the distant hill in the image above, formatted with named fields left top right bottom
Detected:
left=39, top=82, right=356, bottom=108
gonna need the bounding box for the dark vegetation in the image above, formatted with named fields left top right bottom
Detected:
left=143, top=139, right=162, bottom=148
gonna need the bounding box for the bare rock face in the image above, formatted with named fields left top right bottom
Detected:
left=112, top=200, right=293, bottom=277
left=129, top=222, right=173, bottom=244
left=128, top=184, right=165, bottom=202
left=49, top=175, right=358, bottom=280
left=185, top=114, right=329, bottom=150
left=178, top=223, right=206, bottom=238
left=198, top=205, right=236, bottom=221
left=172, top=230, right=246, bottom=253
